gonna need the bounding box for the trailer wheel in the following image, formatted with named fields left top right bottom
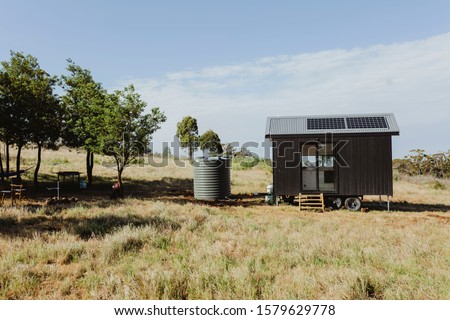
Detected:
left=344, top=197, right=361, bottom=211
left=282, top=195, right=295, bottom=204
left=332, top=197, right=343, bottom=209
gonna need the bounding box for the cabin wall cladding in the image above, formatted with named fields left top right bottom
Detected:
left=273, top=139, right=301, bottom=195
left=266, top=113, right=399, bottom=198
left=338, top=136, right=393, bottom=196
left=272, top=136, right=394, bottom=196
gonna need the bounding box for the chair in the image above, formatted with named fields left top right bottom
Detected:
left=1, top=185, right=12, bottom=205
left=11, top=183, right=25, bottom=205
left=0, top=190, right=2, bottom=205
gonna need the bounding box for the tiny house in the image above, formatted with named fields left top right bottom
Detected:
left=265, top=113, right=400, bottom=210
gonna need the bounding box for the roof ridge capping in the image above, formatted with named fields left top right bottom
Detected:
left=265, top=113, right=399, bottom=137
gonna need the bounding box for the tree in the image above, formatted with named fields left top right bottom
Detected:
left=0, top=51, right=61, bottom=185
left=176, top=116, right=198, bottom=160
left=222, top=143, right=237, bottom=158
left=102, top=85, right=166, bottom=195
left=0, top=51, right=36, bottom=178
left=29, top=81, right=61, bottom=188
left=0, top=71, right=8, bottom=182
left=162, top=146, right=172, bottom=158
left=60, top=60, right=108, bottom=187
left=199, top=129, right=223, bottom=156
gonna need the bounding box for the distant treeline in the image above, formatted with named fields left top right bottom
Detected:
left=393, top=149, right=450, bottom=179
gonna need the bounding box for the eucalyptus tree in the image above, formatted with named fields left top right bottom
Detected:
left=0, top=51, right=61, bottom=184
left=102, top=85, right=166, bottom=195
left=60, top=60, right=108, bottom=186
left=199, top=129, right=223, bottom=156
left=0, top=71, right=8, bottom=181
left=176, top=116, right=199, bottom=160
left=0, top=51, right=34, bottom=177
left=29, top=83, right=61, bottom=188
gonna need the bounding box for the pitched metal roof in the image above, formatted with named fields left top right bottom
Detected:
left=265, top=113, right=399, bottom=137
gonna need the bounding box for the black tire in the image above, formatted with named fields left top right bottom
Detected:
left=332, top=197, right=343, bottom=209
left=325, top=197, right=343, bottom=210
left=344, top=197, right=362, bottom=211
left=282, top=195, right=295, bottom=204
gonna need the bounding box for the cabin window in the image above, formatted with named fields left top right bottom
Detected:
left=318, top=144, right=336, bottom=191
left=324, top=171, right=335, bottom=183
left=302, top=144, right=318, bottom=167
left=319, top=155, right=334, bottom=167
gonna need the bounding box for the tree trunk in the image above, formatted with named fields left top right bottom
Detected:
left=5, top=143, right=10, bottom=177
left=86, top=150, right=94, bottom=187
left=189, top=144, right=193, bottom=161
left=0, top=145, right=4, bottom=184
left=33, top=143, right=42, bottom=189
left=16, top=144, right=22, bottom=179
left=90, top=152, right=94, bottom=184
left=118, top=168, right=124, bottom=198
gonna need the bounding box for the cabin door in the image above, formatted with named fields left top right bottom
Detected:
left=301, top=144, right=318, bottom=191
left=301, top=143, right=336, bottom=192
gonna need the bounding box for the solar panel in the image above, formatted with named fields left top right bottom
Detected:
left=346, top=116, right=388, bottom=129
left=307, top=118, right=346, bottom=130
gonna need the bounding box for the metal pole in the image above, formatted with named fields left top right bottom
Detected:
left=57, top=181, right=60, bottom=200
left=387, top=195, right=390, bottom=212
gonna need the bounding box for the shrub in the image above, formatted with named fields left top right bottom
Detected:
left=232, top=156, right=264, bottom=170
left=394, top=149, right=450, bottom=179
left=430, top=180, right=446, bottom=190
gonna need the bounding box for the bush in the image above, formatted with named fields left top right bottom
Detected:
left=232, top=156, right=259, bottom=170
left=394, top=149, right=450, bottom=179
left=430, top=181, right=446, bottom=190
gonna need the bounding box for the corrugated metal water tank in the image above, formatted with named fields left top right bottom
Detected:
left=194, top=157, right=231, bottom=200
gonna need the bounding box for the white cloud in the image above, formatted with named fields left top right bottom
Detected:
left=121, top=33, right=450, bottom=157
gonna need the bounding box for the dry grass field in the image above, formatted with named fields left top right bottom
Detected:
left=0, top=148, right=449, bottom=299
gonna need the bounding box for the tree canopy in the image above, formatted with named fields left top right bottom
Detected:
left=102, top=85, right=166, bottom=194
left=199, top=129, right=223, bottom=156
left=0, top=51, right=61, bottom=186
left=176, top=116, right=199, bottom=160
left=60, top=60, right=109, bottom=186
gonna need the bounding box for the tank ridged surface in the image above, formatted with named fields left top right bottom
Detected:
left=194, top=157, right=231, bottom=200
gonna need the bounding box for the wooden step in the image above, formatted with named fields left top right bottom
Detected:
left=299, top=195, right=322, bottom=198
left=299, top=193, right=325, bottom=212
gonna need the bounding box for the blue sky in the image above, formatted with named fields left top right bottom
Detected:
left=1, top=0, right=450, bottom=157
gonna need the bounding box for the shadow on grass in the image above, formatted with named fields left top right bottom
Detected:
left=15, top=175, right=266, bottom=207
left=278, top=199, right=450, bottom=213
left=126, top=177, right=194, bottom=199
left=0, top=213, right=180, bottom=239
left=365, top=200, right=450, bottom=213
left=14, top=175, right=193, bottom=200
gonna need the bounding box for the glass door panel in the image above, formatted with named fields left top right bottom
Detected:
left=318, top=144, right=336, bottom=192
left=302, top=144, right=318, bottom=191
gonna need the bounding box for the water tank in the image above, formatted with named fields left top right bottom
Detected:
left=194, top=157, right=231, bottom=200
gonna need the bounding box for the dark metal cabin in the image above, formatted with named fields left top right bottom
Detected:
left=265, top=114, right=399, bottom=205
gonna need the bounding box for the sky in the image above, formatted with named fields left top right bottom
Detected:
left=1, top=0, right=450, bottom=158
